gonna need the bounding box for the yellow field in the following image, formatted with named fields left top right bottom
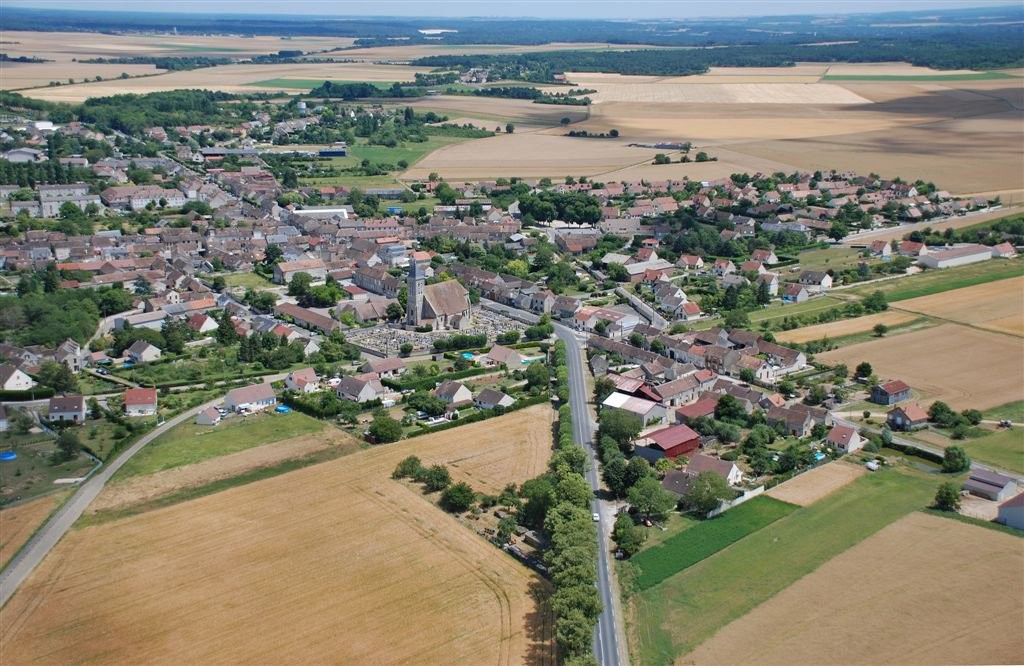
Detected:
left=0, top=493, right=67, bottom=569
left=818, top=323, right=1023, bottom=410
left=764, top=462, right=865, bottom=506
left=687, top=512, right=1024, bottom=665
left=571, top=78, right=871, bottom=105
left=775, top=311, right=919, bottom=343
left=0, top=407, right=555, bottom=665
left=892, top=276, right=1024, bottom=336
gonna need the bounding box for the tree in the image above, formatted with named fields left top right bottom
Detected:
left=288, top=271, right=313, bottom=297
left=53, top=429, right=81, bottom=463
left=36, top=360, right=78, bottom=393
left=855, top=361, right=873, bottom=379
left=873, top=323, right=888, bottom=337
left=756, top=280, right=771, bottom=305
left=602, top=455, right=629, bottom=498
left=422, top=464, right=452, bottom=491
left=739, top=368, right=755, bottom=384
left=863, top=290, right=888, bottom=312
left=9, top=408, right=34, bottom=435
left=723, top=309, right=750, bottom=329
left=264, top=244, right=283, bottom=264
left=612, top=512, right=647, bottom=557
left=598, top=409, right=642, bottom=450
left=505, top=122, right=515, bottom=134
left=934, top=482, right=961, bottom=511
left=942, top=445, right=971, bottom=473
left=392, top=455, right=424, bottom=479
left=627, top=476, right=676, bottom=520
left=497, top=516, right=518, bottom=543
left=368, top=414, right=403, bottom=443
left=399, top=342, right=413, bottom=356
left=556, top=471, right=594, bottom=508
left=805, top=385, right=828, bottom=406
left=521, top=476, right=557, bottom=529
left=928, top=401, right=956, bottom=426
left=441, top=481, right=476, bottom=512
left=386, top=301, right=404, bottom=321
left=714, top=394, right=746, bottom=423
left=654, top=457, right=676, bottom=476
left=556, top=609, right=593, bottom=658
left=682, top=471, right=734, bottom=514
left=525, top=361, right=551, bottom=389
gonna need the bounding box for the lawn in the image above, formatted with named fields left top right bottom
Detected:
left=0, top=435, right=94, bottom=506
left=630, top=469, right=939, bottom=665
left=929, top=428, right=1024, bottom=475
left=822, top=72, right=1017, bottom=81
left=845, top=258, right=1024, bottom=302
left=693, top=296, right=844, bottom=331
left=245, top=79, right=402, bottom=90
left=116, top=411, right=325, bottom=478
left=797, top=247, right=866, bottom=272
left=222, top=272, right=273, bottom=289
left=984, top=400, right=1024, bottom=423
left=630, top=496, right=797, bottom=590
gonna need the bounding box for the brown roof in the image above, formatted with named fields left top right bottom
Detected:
left=225, top=383, right=275, bottom=405
left=878, top=379, right=910, bottom=394
left=892, top=403, right=928, bottom=421
left=49, top=395, right=85, bottom=413
left=826, top=424, right=857, bottom=446
left=422, top=279, right=470, bottom=318
left=124, top=387, right=158, bottom=406
left=434, top=380, right=469, bottom=401
left=363, top=357, right=406, bottom=373
left=687, top=453, right=737, bottom=478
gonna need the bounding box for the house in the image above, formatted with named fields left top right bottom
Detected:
left=687, top=453, right=743, bottom=486
left=475, top=388, right=515, bottom=410
left=675, top=396, right=718, bottom=424
left=224, top=382, right=277, bottom=412
left=917, top=244, right=993, bottom=269
left=767, top=405, right=814, bottom=437
left=361, top=357, right=406, bottom=378
left=871, top=380, right=911, bottom=405
left=484, top=344, right=523, bottom=368
left=0, top=363, right=36, bottom=391
left=963, top=469, right=1017, bottom=502
left=48, top=395, right=86, bottom=424
left=602, top=392, right=667, bottom=427
left=123, top=387, right=158, bottom=417
left=273, top=258, right=327, bottom=285
left=336, top=375, right=385, bottom=403
left=661, top=469, right=698, bottom=497
left=996, top=492, right=1024, bottom=530
left=186, top=313, right=219, bottom=334
left=782, top=283, right=809, bottom=303
left=712, top=259, right=736, bottom=276
left=798, top=271, right=833, bottom=292
left=651, top=375, right=700, bottom=407
left=677, top=255, right=704, bottom=271
left=641, top=423, right=701, bottom=459
left=126, top=340, right=162, bottom=364
left=434, top=380, right=473, bottom=406
left=195, top=406, right=222, bottom=426
left=285, top=368, right=319, bottom=393
left=750, top=249, right=779, bottom=265
left=887, top=403, right=929, bottom=431
left=869, top=240, right=892, bottom=259
left=825, top=424, right=863, bottom=453
left=991, top=242, right=1017, bottom=259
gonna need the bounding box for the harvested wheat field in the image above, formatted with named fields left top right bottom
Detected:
left=892, top=276, right=1024, bottom=336
left=0, top=407, right=555, bottom=665
left=765, top=462, right=865, bottom=507
left=775, top=311, right=919, bottom=343
left=685, top=512, right=1024, bottom=666
left=841, top=208, right=1024, bottom=245
left=407, top=96, right=590, bottom=126
left=818, top=323, right=1022, bottom=410
left=0, top=492, right=67, bottom=569
left=582, top=81, right=870, bottom=105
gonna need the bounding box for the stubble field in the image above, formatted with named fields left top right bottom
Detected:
left=686, top=511, right=1024, bottom=666
left=890, top=276, right=1024, bottom=336
left=0, top=492, right=67, bottom=569
left=764, top=461, right=865, bottom=506
left=0, top=406, right=555, bottom=665
left=774, top=311, right=919, bottom=343
left=817, top=323, right=1022, bottom=410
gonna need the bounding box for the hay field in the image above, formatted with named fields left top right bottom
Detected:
left=334, top=42, right=658, bottom=62
left=764, top=462, right=865, bottom=506
left=686, top=512, right=1024, bottom=666
left=891, top=276, right=1023, bottom=336
left=0, top=32, right=350, bottom=59
left=823, top=62, right=999, bottom=77
left=0, top=492, right=67, bottom=569
left=774, top=311, right=919, bottom=343
left=0, top=62, right=165, bottom=89
left=406, top=96, right=589, bottom=126
left=578, top=81, right=870, bottom=105
left=817, top=323, right=1022, bottom=410
left=0, top=407, right=555, bottom=665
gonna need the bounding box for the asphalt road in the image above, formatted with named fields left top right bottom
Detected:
left=0, top=374, right=287, bottom=608
left=555, top=323, right=623, bottom=666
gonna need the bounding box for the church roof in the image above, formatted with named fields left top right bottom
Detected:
left=423, top=279, right=470, bottom=318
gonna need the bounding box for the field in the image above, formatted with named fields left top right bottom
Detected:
left=774, top=311, right=920, bottom=343
left=764, top=461, right=865, bottom=506
left=244, top=78, right=398, bottom=90
left=844, top=257, right=1024, bottom=301
left=628, top=469, right=939, bottom=664
left=985, top=400, right=1024, bottom=423
left=0, top=492, right=68, bottom=569
left=817, top=323, right=1023, bottom=410
left=686, top=511, right=1024, bottom=665
left=823, top=72, right=1017, bottom=81
left=797, top=246, right=866, bottom=271
left=630, top=496, right=796, bottom=590
left=0, top=407, right=556, bottom=665
left=221, top=271, right=273, bottom=289
left=115, top=411, right=326, bottom=478
left=891, top=275, right=1023, bottom=336
left=913, top=427, right=1024, bottom=476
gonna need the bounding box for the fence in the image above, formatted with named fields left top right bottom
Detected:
left=708, top=485, right=766, bottom=518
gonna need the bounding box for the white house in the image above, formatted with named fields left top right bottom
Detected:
left=195, top=406, right=221, bottom=426
left=475, top=388, right=515, bottom=410
left=48, top=395, right=86, bottom=424
left=687, top=453, right=743, bottom=486
left=917, top=244, right=993, bottom=269
left=0, top=363, right=36, bottom=391
left=996, top=492, right=1024, bottom=530
left=434, top=380, right=473, bottom=405
left=361, top=357, right=406, bottom=378
left=224, top=383, right=277, bottom=412
left=336, top=375, right=384, bottom=403
left=187, top=313, right=219, bottom=334
left=123, top=387, right=158, bottom=417
left=126, top=340, right=162, bottom=364
left=825, top=424, right=863, bottom=453
left=285, top=367, right=320, bottom=393
left=602, top=392, right=667, bottom=427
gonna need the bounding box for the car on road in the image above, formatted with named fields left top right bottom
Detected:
left=592, top=512, right=600, bottom=522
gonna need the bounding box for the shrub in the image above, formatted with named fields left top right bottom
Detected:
left=441, top=481, right=476, bottom=512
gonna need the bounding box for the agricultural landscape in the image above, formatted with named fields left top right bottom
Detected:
left=0, top=4, right=1022, bottom=666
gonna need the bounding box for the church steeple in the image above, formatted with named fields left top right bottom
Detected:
left=406, top=257, right=425, bottom=326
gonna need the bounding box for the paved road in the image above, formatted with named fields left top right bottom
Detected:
left=555, top=323, right=623, bottom=666
left=615, top=287, right=668, bottom=330
left=0, top=374, right=286, bottom=608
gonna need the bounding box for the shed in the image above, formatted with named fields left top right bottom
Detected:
left=963, top=469, right=1017, bottom=502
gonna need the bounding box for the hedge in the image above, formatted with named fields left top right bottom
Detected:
left=0, top=387, right=55, bottom=400
left=381, top=366, right=493, bottom=392
left=405, top=393, right=552, bottom=439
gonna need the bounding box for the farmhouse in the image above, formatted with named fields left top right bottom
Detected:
left=48, top=395, right=86, bottom=424
left=675, top=396, right=718, bottom=424
left=285, top=368, right=319, bottom=393
left=917, top=244, right=993, bottom=269
left=991, top=242, right=1017, bottom=259
left=887, top=403, right=929, bottom=431
left=687, top=453, right=743, bottom=486
left=661, top=469, right=698, bottom=497
left=0, top=363, right=36, bottom=391
left=224, top=383, right=277, bottom=413
left=186, top=313, right=219, bottom=334
left=963, top=469, right=1017, bottom=502
left=275, top=303, right=341, bottom=334
left=825, top=424, right=863, bottom=453
left=123, top=387, right=158, bottom=417
left=474, top=388, right=515, bottom=410
left=871, top=380, right=911, bottom=405
left=782, top=283, right=809, bottom=303
left=996, top=492, right=1024, bottom=530
left=602, top=392, right=666, bottom=427
left=195, top=406, right=221, bottom=426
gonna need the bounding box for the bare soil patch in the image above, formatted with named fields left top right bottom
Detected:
left=0, top=407, right=556, bottom=665
left=892, top=276, right=1023, bottom=336
left=818, top=323, right=1022, bottom=410
left=765, top=461, right=865, bottom=506
left=685, top=511, right=1024, bottom=665
left=0, top=492, right=67, bottom=569
left=774, top=311, right=918, bottom=343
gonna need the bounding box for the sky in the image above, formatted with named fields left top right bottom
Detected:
left=5, top=0, right=1022, bottom=20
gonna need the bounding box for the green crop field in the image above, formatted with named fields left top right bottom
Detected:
left=962, top=429, right=1024, bottom=475
left=845, top=259, right=1024, bottom=301
left=244, top=79, right=401, bottom=90
left=116, top=411, right=325, bottom=478
left=631, top=496, right=796, bottom=590
left=298, top=136, right=469, bottom=189
left=984, top=400, right=1024, bottom=424
left=822, top=72, right=1017, bottom=81
left=629, top=469, right=939, bottom=665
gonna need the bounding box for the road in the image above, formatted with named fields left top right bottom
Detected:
left=555, top=323, right=623, bottom=666
left=0, top=374, right=287, bottom=608
left=839, top=206, right=1014, bottom=245
left=615, top=287, right=668, bottom=330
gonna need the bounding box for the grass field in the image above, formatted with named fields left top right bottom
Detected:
left=629, top=469, right=940, bottom=664
left=985, top=400, right=1024, bottom=423
left=115, top=411, right=325, bottom=478
left=630, top=496, right=796, bottom=591
left=244, top=78, right=399, bottom=90
left=913, top=427, right=1024, bottom=475
left=299, top=136, right=469, bottom=188
left=688, top=511, right=1024, bottom=665
left=845, top=258, right=1024, bottom=301
left=797, top=246, right=866, bottom=271
left=0, top=435, right=94, bottom=505
left=822, top=72, right=1017, bottom=81
left=221, top=271, right=272, bottom=289
left=1, top=408, right=556, bottom=665
left=694, top=295, right=844, bottom=330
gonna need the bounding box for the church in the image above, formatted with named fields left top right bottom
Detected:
left=406, top=259, right=473, bottom=330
